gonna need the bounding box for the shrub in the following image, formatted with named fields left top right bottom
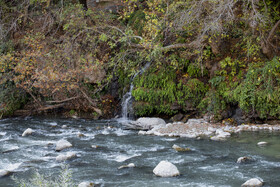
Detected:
left=12, top=165, right=76, bottom=187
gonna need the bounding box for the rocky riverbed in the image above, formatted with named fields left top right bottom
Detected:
left=133, top=118, right=280, bottom=141
left=0, top=117, right=280, bottom=186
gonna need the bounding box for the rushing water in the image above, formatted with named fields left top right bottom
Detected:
left=121, top=62, right=151, bottom=120
left=0, top=117, right=280, bottom=187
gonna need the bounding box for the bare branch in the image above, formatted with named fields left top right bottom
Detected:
left=267, top=20, right=280, bottom=42
left=46, top=96, right=80, bottom=104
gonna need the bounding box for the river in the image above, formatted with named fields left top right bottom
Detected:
left=0, top=117, right=280, bottom=186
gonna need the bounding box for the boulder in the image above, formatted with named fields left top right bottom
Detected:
left=172, top=144, right=191, bottom=152
left=56, top=152, right=77, bottom=162
left=0, top=170, right=10, bottom=177
left=153, top=161, right=180, bottom=177
left=77, top=133, right=85, bottom=138
left=136, top=117, right=166, bottom=130
left=118, top=163, right=135, bottom=169
left=122, top=117, right=166, bottom=130
left=241, top=178, right=263, bottom=187
left=22, top=128, right=34, bottom=137
left=237, top=157, right=253, bottom=164
left=78, top=181, right=95, bottom=187
left=55, top=139, right=72, bottom=151
left=171, top=113, right=184, bottom=122
left=257, top=142, right=268, bottom=146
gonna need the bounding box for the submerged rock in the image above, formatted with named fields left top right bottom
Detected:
left=77, top=133, right=85, bottom=138
left=237, top=157, right=253, bottom=164
left=22, top=128, right=34, bottom=137
left=78, top=181, right=95, bottom=187
left=56, top=152, right=77, bottom=162
left=172, top=144, right=191, bottom=152
left=257, top=142, right=268, bottom=146
left=153, top=161, right=180, bottom=177
left=118, top=163, right=135, bottom=169
left=55, top=139, right=72, bottom=151
left=0, top=170, right=10, bottom=177
left=241, top=178, right=263, bottom=187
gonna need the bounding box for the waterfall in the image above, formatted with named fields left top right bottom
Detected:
left=120, top=62, right=151, bottom=120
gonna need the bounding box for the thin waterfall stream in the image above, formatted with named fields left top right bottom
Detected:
left=120, top=62, right=151, bottom=120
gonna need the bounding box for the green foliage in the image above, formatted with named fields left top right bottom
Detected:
left=199, top=57, right=245, bottom=117
left=127, top=10, right=146, bottom=35
left=233, top=57, right=280, bottom=118
left=12, top=165, right=76, bottom=187
left=0, top=82, right=27, bottom=116
left=132, top=64, right=208, bottom=116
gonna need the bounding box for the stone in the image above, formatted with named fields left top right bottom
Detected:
left=0, top=170, right=10, bottom=177
left=55, top=139, right=72, bottom=151
left=123, top=117, right=166, bottom=130
left=241, top=178, right=263, bottom=187
left=91, top=145, right=99, bottom=149
left=257, top=142, right=268, bottom=146
left=62, top=125, right=67, bottom=128
left=78, top=181, right=95, bottom=187
left=171, top=113, right=184, bottom=122
left=172, top=144, right=191, bottom=152
left=118, top=163, right=135, bottom=169
left=211, top=129, right=231, bottom=141
left=153, top=161, right=180, bottom=177
left=77, top=133, right=85, bottom=138
left=22, top=128, right=34, bottom=136
left=237, top=157, right=253, bottom=164
left=56, top=152, right=77, bottom=162
left=136, top=117, right=166, bottom=130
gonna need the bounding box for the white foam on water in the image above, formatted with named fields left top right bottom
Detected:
left=160, top=137, right=178, bottom=142
left=101, top=129, right=110, bottom=135
left=0, top=135, right=12, bottom=142
left=113, top=128, right=132, bottom=136
left=2, top=145, right=19, bottom=152
left=0, top=160, right=22, bottom=171
left=49, top=122, right=57, bottom=126
left=259, top=160, right=280, bottom=167
left=104, top=153, right=141, bottom=162
left=0, top=132, right=7, bottom=136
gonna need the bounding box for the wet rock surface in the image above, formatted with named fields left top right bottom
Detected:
left=153, top=161, right=180, bottom=177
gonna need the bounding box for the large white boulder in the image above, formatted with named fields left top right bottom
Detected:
left=22, top=128, right=34, bottom=137
left=0, top=170, right=10, bottom=177
left=153, top=161, right=180, bottom=177
left=56, top=152, right=77, bottom=162
left=136, top=117, right=166, bottom=130
left=122, top=117, right=166, bottom=130
left=55, top=139, right=72, bottom=151
left=78, top=181, right=95, bottom=187
left=241, top=178, right=263, bottom=187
